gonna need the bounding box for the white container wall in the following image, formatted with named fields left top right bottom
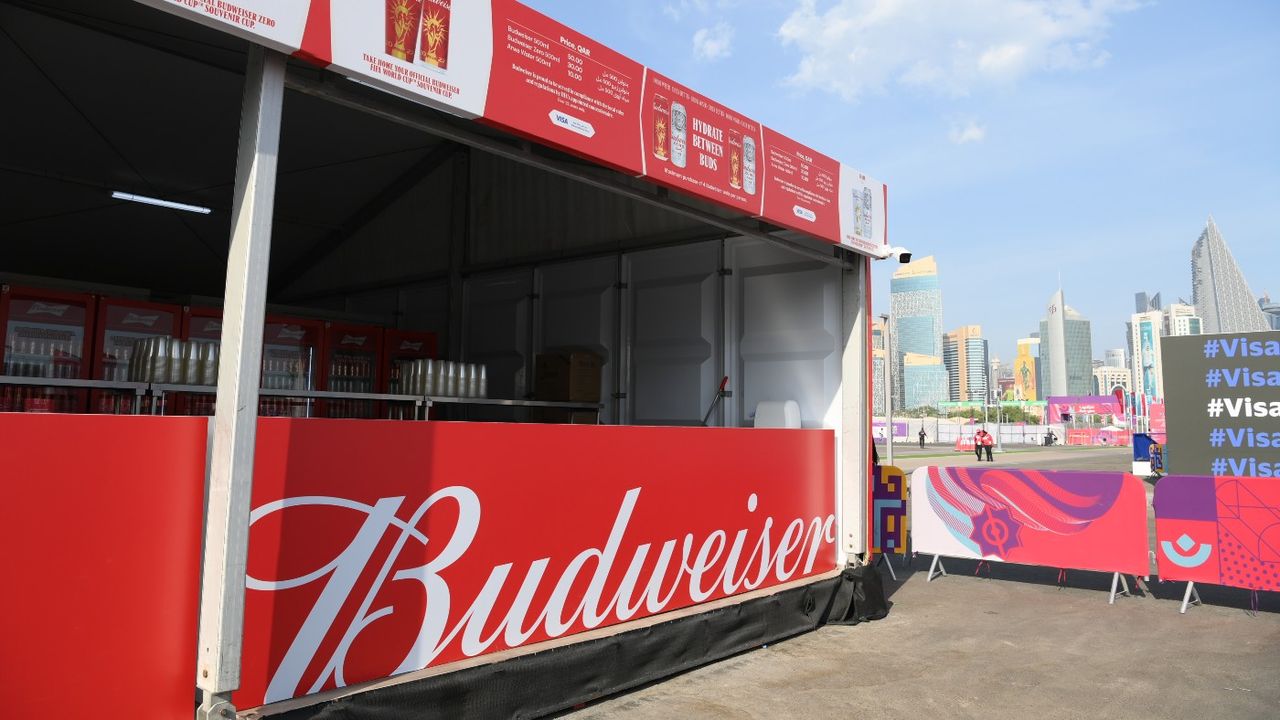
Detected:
left=623, top=242, right=722, bottom=426
left=725, top=238, right=844, bottom=429
left=464, top=269, right=533, bottom=400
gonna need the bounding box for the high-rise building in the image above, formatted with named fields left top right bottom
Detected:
left=902, top=353, right=949, bottom=410
left=1191, top=217, right=1270, bottom=333
left=1134, top=292, right=1161, bottom=314
left=1259, top=294, right=1280, bottom=330
left=1163, top=302, right=1203, bottom=337
left=1105, top=348, right=1126, bottom=369
left=1131, top=310, right=1164, bottom=400
left=1013, top=337, right=1040, bottom=401
left=1093, top=366, right=1131, bottom=395
left=872, top=348, right=886, bottom=416
left=943, top=325, right=988, bottom=403
left=1040, top=293, right=1093, bottom=397
left=889, top=256, right=944, bottom=410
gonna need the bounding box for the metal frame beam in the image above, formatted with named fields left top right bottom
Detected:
left=273, top=141, right=461, bottom=296
left=196, top=46, right=286, bottom=720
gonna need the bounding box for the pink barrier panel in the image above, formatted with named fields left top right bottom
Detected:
left=910, top=467, right=1149, bottom=575
left=1154, top=475, right=1280, bottom=591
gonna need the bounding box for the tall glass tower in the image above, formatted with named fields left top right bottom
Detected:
left=1191, top=217, right=1269, bottom=333
left=1040, top=304, right=1093, bottom=397
left=889, top=256, right=944, bottom=409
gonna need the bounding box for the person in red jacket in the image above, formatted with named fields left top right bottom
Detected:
left=973, top=429, right=988, bottom=461
left=978, top=427, right=995, bottom=461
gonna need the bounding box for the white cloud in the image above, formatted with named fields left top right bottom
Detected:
left=949, top=119, right=987, bottom=144
left=778, top=0, right=1143, bottom=101
left=694, top=22, right=735, bottom=60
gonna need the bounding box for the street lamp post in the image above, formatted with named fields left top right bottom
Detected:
left=880, top=313, right=894, bottom=467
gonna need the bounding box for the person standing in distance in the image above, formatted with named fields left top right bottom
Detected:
left=973, top=428, right=987, bottom=461
left=981, top=427, right=995, bottom=462
left=918, top=428, right=927, bottom=448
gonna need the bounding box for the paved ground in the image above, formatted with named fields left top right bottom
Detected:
left=884, top=443, right=1134, bottom=474
left=559, top=447, right=1280, bottom=719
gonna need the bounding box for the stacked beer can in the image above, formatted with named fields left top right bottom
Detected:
left=127, top=337, right=219, bottom=385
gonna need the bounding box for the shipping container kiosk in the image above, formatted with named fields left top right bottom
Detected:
left=0, top=2, right=891, bottom=718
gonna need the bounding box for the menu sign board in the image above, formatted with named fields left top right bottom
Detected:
left=838, top=165, right=887, bottom=253
left=759, top=128, right=840, bottom=242
left=133, top=0, right=313, bottom=54
left=641, top=71, right=763, bottom=216
left=325, top=0, right=493, bottom=117
left=484, top=0, right=644, bottom=174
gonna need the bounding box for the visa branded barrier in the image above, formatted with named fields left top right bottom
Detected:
left=0, top=414, right=208, bottom=719
left=910, top=467, right=1149, bottom=577
left=1154, top=475, right=1280, bottom=593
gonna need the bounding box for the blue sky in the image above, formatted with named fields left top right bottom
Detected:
left=522, top=0, right=1280, bottom=363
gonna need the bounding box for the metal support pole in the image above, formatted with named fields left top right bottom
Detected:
left=196, top=46, right=286, bottom=720
left=880, top=313, right=893, bottom=467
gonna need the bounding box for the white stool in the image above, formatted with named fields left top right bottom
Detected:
left=753, top=400, right=801, bottom=428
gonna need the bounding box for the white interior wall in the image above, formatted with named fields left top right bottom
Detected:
left=463, top=269, right=534, bottom=401
left=622, top=242, right=723, bottom=426
left=725, top=238, right=843, bottom=430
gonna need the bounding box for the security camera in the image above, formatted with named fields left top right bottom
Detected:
left=875, top=246, right=913, bottom=263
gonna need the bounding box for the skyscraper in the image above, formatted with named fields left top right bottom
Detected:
left=1040, top=293, right=1093, bottom=397
left=1131, top=310, right=1163, bottom=400
left=890, top=256, right=944, bottom=409
left=871, top=320, right=886, bottom=415
left=1105, top=348, right=1126, bottom=369
left=1191, top=217, right=1270, bottom=333
left=902, top=353, right=949, bottom=410
left=943, top=325, right=988, bottom=402
left=1163, top=303, right=1202, bottom=337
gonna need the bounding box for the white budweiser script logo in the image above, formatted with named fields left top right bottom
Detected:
left=122, top=312, right=160, bottom=327
left=28, top=302, right=70, bottom=317
left=399, top=341, right=423, bottom=352
left=247, top=486, right=835, bottom=703
left=340, top=335, right=367, bottom=347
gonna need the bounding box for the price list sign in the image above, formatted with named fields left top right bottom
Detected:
left=1163, top=331, right=1280, bottom=477
left=759, top=128, right=840, bottom=243
left=484, top=0, right=644, bottom=174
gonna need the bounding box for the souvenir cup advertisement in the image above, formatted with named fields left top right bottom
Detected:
left=133, top=0, right=313, bottom=53
left=234, top=420, right=837, bottom=708
left=838, top=165, right=887, bottom=254
left=483, top=0, right=645, bottom=174
left=326, top=0, right=494, bottom=117
left=759, top=128, right=841, bottom=243
left=641, top=71, right=764, bottom=217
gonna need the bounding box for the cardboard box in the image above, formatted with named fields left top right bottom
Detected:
left=534, top=351, right=603, bottom=403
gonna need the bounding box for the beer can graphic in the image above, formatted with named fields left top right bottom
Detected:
left=670, top=102, right=688, bottom=168
left=652, top=95, right=670, bottom=161
left=419, top=0, right=452, bottom=69
left=728, top=128, right=743, bottom=190
left=385, top=0, right=424, bottom=61
left=742, top=136, right=757, bottom=196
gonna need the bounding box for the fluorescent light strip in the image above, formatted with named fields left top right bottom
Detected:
left=111, top=191, right=211, bottom=215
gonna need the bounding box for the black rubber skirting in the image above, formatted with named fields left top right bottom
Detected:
left=275, top=575, right=843, bottom=720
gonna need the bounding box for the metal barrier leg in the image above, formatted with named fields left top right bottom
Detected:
left=1180, top=582, right=1202, bottom=614
left=927, top=554, right=947, bottom=582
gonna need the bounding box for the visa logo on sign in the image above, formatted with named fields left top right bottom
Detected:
left=122, top=313, right=160, bottom=327
left=28, top=302, right=70, bottom=317
left=792, top=206, right=817, bottom=222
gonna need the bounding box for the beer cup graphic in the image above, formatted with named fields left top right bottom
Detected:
left=419, top=0, right=453, bottom=69
left=671, top=102, right=688, bottom=168
left=652, top=95, right=671, bottom=161
left=385, top=0, right=423, bottom=61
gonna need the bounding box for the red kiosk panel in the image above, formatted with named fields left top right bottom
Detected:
left=0, top=285, right=95, bottom=413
